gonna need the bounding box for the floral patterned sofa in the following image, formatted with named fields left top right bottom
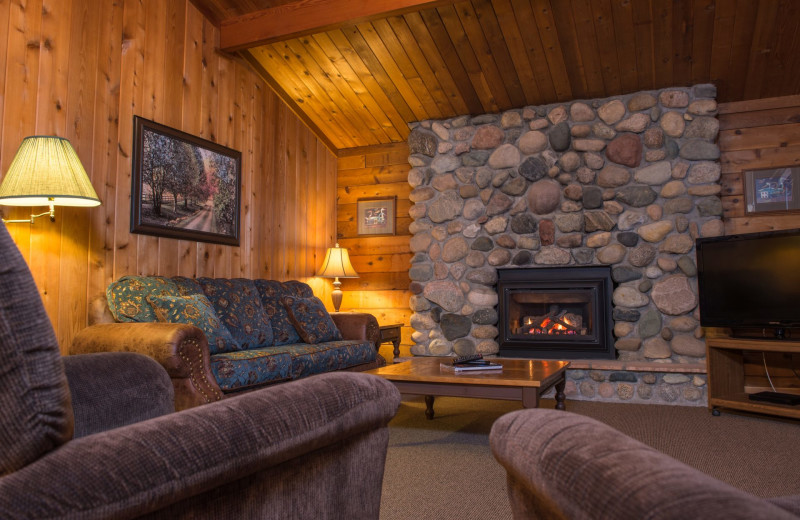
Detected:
left=71, top=276, right=384, bottom=410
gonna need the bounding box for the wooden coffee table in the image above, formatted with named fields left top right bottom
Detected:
left=366, top=357, right=569, bottom=419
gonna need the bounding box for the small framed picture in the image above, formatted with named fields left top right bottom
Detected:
left=357, top=196, right=396, bottom=235
left=745, top=167, right=800, bottom=215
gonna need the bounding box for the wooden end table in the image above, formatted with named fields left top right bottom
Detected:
left=366, top=357, right=569, bottom=419
left=378, top=323, right=403, bottom=362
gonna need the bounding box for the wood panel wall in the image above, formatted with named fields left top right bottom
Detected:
left=719, top=95, right=800, bottom=234
left=337, top=143, right=413, bottom=356
left=0, top=0, right=336, bottom=353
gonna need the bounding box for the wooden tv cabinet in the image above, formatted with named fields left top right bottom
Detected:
left=706, top=336, right=800, bottom=419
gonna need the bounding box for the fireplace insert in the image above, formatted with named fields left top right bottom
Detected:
left=497, top=266, right=615, bottom=360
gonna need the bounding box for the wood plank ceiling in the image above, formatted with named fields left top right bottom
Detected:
left=192, top=0, right=800, bottom=152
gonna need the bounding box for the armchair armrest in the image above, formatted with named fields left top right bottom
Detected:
left=490, top=409, right=796, bottom=520
left=71, top=322, right=223, bottom=411
left=331, top=312, right=381, bottom=348
left=0, top=372, right=402, bottom=519
left=63, top=352, right=174, bottom=438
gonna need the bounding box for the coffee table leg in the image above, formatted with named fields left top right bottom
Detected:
left=425, top=395, right=435, bottom=420
left=521, top=387, right=539, bottom=408
left=555, top=377, right=566, bottom=411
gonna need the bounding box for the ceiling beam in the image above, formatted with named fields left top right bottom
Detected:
left=220, top=0, right=454, bottom=52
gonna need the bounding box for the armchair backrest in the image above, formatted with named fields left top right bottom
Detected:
left=0, top=223, right=73, bottom=476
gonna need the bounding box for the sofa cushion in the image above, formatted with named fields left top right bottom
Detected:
left=147, top=294, right=240, bottom=354
left=282, top=295, right=343, bottom=344
left=209, top=350, right=293, bottom=392
left=172, top=276, right=204, bottom=296
left=253, top=280, right=303, bottom=346
left=197, top=278, right=274, bottom=349
left=106, top=275, right=181, bottom=322
left=0, top=223, right=73, bottom=475
left=282, top=341, right=377, bottom=379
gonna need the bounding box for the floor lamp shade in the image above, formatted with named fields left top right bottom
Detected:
left=0, top=136, right=101, bottom=208
left=317, top=243, right=358, bottom=312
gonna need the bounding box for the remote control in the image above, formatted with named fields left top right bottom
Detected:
left=453, top=354, right=483, bottom=365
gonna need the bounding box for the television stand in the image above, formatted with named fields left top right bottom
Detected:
left=706, top=336, right=800, bottom=419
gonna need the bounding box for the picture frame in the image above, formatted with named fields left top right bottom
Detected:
left=131, top=116, right=241, bottom=246
left=744, top=166, right=800, bottom=215
left=357, top=196, right=396, bottom=236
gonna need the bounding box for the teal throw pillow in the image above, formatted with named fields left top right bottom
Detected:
left=147, top=294, right=240, bottom=354
left=281, top=295, right=342, bottom=344
left=106, top=275, right=180, bottom=322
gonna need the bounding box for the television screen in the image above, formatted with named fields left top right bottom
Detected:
left=696, top=229, right=800, bottom=331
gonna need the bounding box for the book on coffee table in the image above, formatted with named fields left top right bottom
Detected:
left=440, top=361, right=503, bottom=372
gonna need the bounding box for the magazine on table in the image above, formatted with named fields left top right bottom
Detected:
left=440, top=360, right=503, bottom=372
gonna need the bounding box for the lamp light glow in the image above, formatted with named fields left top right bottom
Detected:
left=316, top=243, right=359, bottom=312
left=0, top=136, right=101, bottom=224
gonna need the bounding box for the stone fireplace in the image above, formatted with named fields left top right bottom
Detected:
left=497, top=266, right=614, bottom=360
left=406, top=84, right=723, bottom=405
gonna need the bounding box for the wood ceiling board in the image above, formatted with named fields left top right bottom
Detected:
left=609, top=0, right=639, bottom=93
left=490, top=0, right=542, bottom=105
left=568, top=0, right=609, bottom=98
left=690, top=0, right=716, bottom=85
left=549, top=0, right=590, bottom=100
left=630, top=0, right=655, bottom=91
left=219, top=0, right=457, bottom=51
left=521, top=0, right=564, bottom=101
left=652, top=0, right=674, bottom=89
left=590, top=0, right=624, bottom=95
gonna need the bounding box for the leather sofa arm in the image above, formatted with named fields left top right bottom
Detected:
left=71, top=323, right=224, bottom=411
left=331, top=312, right=381, bottom=349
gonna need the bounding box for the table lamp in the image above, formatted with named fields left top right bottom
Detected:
left=0, top=136, right=101, bottom=223
left=317, top=243, right=359, bottom=312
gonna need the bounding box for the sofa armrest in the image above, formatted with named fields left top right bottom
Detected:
left=490, top=409, right=797, bottom=520
left=0, top=372, right=402, bottom=519
left=71, top=323, right=224, bottom=411
left=331, top=312, right=381, bottom=348
left=63, top=352, right=174, bottom=438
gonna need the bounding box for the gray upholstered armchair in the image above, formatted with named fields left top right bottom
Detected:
left=490, top=408, right=800, bottom=520
left=0, top=222, right=401, bottom=519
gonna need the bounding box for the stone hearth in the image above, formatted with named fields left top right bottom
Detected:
left=406, top=84, right=723, bottom=405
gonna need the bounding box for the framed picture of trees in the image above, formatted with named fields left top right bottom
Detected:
left=131, top=116, right=241, bottom=246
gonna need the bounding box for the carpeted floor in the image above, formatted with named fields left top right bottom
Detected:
left=380, top=395, right=800, bottom=520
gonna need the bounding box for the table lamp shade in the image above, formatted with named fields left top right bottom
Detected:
left=316, top=243, right=359, bottom=279
left=0, top=136, right=101, bottom=208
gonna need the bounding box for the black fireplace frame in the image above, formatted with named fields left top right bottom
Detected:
left=497, top=266, right=616, bottom=360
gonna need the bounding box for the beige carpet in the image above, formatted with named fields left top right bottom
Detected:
left=380, top=395, right=800, bottom=520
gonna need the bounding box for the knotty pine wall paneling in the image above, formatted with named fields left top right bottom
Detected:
left=337, top=143, right=413, bottom=356
left=718, top=95, right=800, bottom=234
left=0, top=0, right=336, bottom=352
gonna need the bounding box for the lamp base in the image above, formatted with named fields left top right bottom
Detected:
left=331, top=278, right=343, bottom=312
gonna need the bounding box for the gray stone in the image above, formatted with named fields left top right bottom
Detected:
left=428, top=339, right=452, bottom=356
left=634, top=161, right=671, bottom=185
left=440, top=313, right=472, bottom=340
left=697, top=197, right=722, bottom=217
left=685, top=116, right=719, bottom=141
left=518, top=131, right=548, bottom=154
left=628, top=93, right=657, bottom=112
left=684, top=387, right=703, bottom=401
left=661, top=180, right=687, bottom=198
left=472, top=308, right=498, bottom=325
left=617, top=210, right=648, bottom=231
left=518, top=236, right=540, bottom=250
left=598, top=99, right=626, bottom=124
left=495, top=234, right=516, bottom=248
left=408, top=156, right=431, bottom=168
left=518, top=156, right=548, bottom=182
left=610, top=372, right=638, bottom=383
left=512, top=251, right=532, bottom=265
left=639, top=279, right=652, bottom=292
left=452, top=338, right=476, bottom=356
left=548, top=122, right=571, bottom=151
left=409, top=232, right=433, bottom=253
left=423, top=281, right=465, bottom=312
left=615, top=113, right=650, bottom=133
left=664, top=136, right=679, bottom=159
left=471, top=114, right=498, bottom=125
left=612, top=266, right=643, bottom=283
left=488, top=144, right=522, bottom=169
left=664, top=197, right=694, bottom=215
left=428, top=192, right=463, bottom=223
left=431, top=174, right=458, bottom=192
left=511, top=213, right=538, bottom=234
left=484, top=216, right=508, bottom=234
left=409, top=264, right=433, bottom=281
left=485, top=192, right=514, bottom=216
left=431, top=154, right=460, bottom=174
left=431, top=122, right=449, bottom=140
left=572, top=248, right=595, bottom=264
left=466, top=268, right=497, bottom=286
left=643, top=337, right=671, bottom=359
left=466, top=250, right=485, bottom=267
left=596, top=244, right=626, bottom=264
left=468, top=287, right=499, bottom=307
left=408, top=128, right=438, bottom=157
left=487, top=249, right=512, bottom=266
left=556, top=233, right=582, bottom=248
left=554, top=213, right=583, bottom=232
left=475, top=339, right=499, bottom=355
left=573, top=139, right=607, bottom=152
left=651, top=275, right=697, bottom=315
left=616, top=186, right=657, bottom=207
left=679, top=140, right=720, bottom=160
left=475, top=167, right=493, bottom=188
left=409, top=187, right=435, bottom=203
left=661, top=235, right=694, bottom=254
left=613, top=287, right=649, bottom=308
left=409, top=295, right=432, bottom=312
left=639, top=310, right=662, bottom=338
left=526, top=179, right=562, bottom=215
left=410, top=312, right=436, bottom=331
left=617, top=231, right=639, bottom=247
left=597, top=165, right=631, bottom=187
left=471, top=237, right=493, bottom=251
left=461, top=150, right=490, bottom=166
left=629, top=244, right=657, bottom=267
left=582, top=186, right=604, bottom=209
left=584, top=211, right=616, bottom=232
left=462, top=199, right=485, bottom=220
left=442, top=237, right=469, bottom=262
left=616, top=338, right=642, bottom=352
left=677, top=256, right=697, bottom=277
left=613, top=308, right=641, bottom=322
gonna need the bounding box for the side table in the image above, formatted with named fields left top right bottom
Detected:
left=379, top=324, right=403, bottom=362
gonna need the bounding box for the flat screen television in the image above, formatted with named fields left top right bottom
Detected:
left=696, top=228, right=800, bottom=339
